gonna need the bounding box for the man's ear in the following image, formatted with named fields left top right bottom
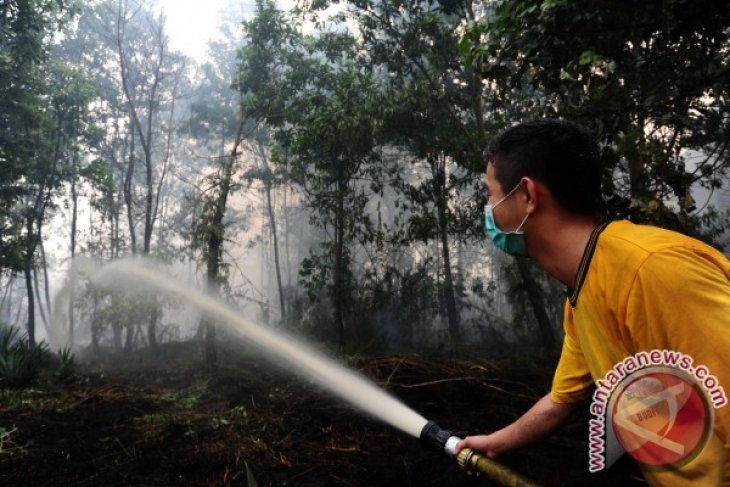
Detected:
left=520, top=176, right=540, bottom=214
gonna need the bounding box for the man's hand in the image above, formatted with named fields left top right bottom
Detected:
left=455, top=430, right=510, bottom=458
left=455, top=393, right=580, bottom=458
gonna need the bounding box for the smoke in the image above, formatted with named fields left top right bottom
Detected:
left=53, top=256, right=428, bottom=437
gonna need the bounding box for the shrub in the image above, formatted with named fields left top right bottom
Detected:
left=0, top=326, right=20, bottom=352
left=0, top=326, right=47, bottom=389
left=54, top=347, right=75, bottom=382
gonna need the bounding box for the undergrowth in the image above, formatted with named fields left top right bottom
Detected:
left=0, top=326, right=76, bottom=389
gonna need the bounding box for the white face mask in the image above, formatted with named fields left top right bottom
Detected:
left=484, top=183, right=529, bottom=256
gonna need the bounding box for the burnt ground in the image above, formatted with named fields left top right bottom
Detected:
left=0, top=342, right=646, bottom=486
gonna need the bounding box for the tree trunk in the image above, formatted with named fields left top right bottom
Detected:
left=23, top=240, right=35, bottom=348
left=147, top=302, right=158, bottom=350
left=32, top=265, right=49, bottom=334
left=433, top=156, right=460, bottom=343
left=199, top=118, right=246, bottom=366
left=69, top=157, right=78, bottom=346
left=124, top=322, right=134, bottom=351
left=203, top=219, right=222, bottom=366
left=140, top=17, right=164, bottom=257
left=112, top=294, right=123, bottom=351
left=23, top=177, right=49, bottom=348
left=264, top=178, right=286, bottom=323
left=257, top=142, right=286, bottom=323
left=333, top=176, right=346, bottom=353
left=629, top=111, right=648, bottom=200
left=91, top=290, right=100, bottom=354
left=33, top=223, right=51, bottom=339
left=516, top=258, right=556, bottom=350
left=113, top=203, right=120, bottom=258
left=117, top=2, right=165, bottom=256
left=283, top=187, right=292, bottom=289
left=143, top=140, right=154, bottom=255
left=124, top=128, right=137, bottom=254
left=40, top=238, right=51, bottom=322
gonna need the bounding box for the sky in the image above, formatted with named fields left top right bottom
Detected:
left=155, top=0, right=255, bottom=61
left=155, top=0, right=328, bottom=61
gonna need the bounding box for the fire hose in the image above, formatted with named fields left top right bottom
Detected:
left=420, top=421, right=541, bottom=487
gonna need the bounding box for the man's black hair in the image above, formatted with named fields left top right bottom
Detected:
left=485, top=119, right=606, bottom=219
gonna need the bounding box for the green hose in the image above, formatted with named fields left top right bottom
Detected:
left=456, top=448, right=541, bottom=487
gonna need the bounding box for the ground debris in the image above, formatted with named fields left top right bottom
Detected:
left=0, top=347, right=643, bottom=486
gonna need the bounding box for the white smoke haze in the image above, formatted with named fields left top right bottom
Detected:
left=52, top=256, right=428, bottom=438
left=3, top=0, right=726, bottom=367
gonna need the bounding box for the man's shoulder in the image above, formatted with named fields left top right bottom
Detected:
left=598, top=220, right=729, bottom=277
left=600, top=220, right=711, bottom=255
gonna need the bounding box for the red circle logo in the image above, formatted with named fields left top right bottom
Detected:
left=611, top=367, right=712, bottom=467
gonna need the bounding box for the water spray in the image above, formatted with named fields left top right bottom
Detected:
left=58, top=258, right=542, bottom=485
left=420, top=421, right=541, bottom=487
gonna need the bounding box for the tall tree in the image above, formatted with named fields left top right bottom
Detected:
left=114, top=0, right=187, bottom=349
left=284, top=56, right=384, bottom=352
left=238, top=1, right=385, bottom=351
left=188, top=119, right=246, bottom=365
left=0, top=0, right=66, bottom=276
left=0, top=1, right=90, bottom=346
left=56, top=0, right=192, bottom=351
left=321, top=0, right=492, bottom=343
left=244, top=141, right=287, bottom=324
left=463, top=0, right=730, bottom=241
left=185, top=15, right=252, bottom=364
left=18, top=61, right=93, bottom=347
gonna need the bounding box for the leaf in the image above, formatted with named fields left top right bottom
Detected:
left=245, top=462, right=258, bottom=487
left=541, top=0, right=568, bottom=11
left=578, top=50, right=604, bottom=66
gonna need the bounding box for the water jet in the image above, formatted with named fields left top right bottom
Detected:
left=60, top=258, right=541, bottom=486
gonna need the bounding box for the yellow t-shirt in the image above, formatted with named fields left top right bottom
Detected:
left=550, top=220, right=730, bottom=486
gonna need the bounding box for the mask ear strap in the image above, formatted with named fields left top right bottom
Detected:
left=510, top=212, right=529, bottom=234
left=493, top=182, right=521, bottom=208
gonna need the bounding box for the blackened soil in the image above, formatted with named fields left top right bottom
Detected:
left=0, top=344, right=645, bottom=486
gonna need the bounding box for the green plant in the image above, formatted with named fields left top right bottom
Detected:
left=210, top=416, right=229, bottom=430
left=231, top=405, right=247, bottom=420
left=0, top=327, right=47, bottom=389
left=54, top=347, right=75, bottom=381
left=135, top=413, right=180, bottom=445
left=245, top=462, right=258, bottom=487
left=0, top=327, right=20, bottom=353
left=0, top=426, right=18, bottom=454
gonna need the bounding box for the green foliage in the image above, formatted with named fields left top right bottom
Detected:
left=238, top=0, right=395, bottom=348
left=135, top=412, right=181, bottom=446
left=2, top=0, right=723, bottom=355
left=245, top=462, right=259, bottom=487
left=0, top=426, right=22, bottom=457
left=463, top=0, right=730, bottom=242
left=54, top=347, right=74, bottom=382
left=0, top=1, right=70, bottom=272
left=0, top=327, right=48, bottom=389
left=158, top=385, right=207, bottom=409
left=80, top=157, right=116, bottom=217
left=0, top=326, right=21, bottom=352
left=82, top=284, right=172, bottom=352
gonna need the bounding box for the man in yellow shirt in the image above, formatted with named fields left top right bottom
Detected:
left=457, top=119, right=730, bottom=485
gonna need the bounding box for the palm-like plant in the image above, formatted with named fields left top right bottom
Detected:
left=0, top=326, right=47, bottom=388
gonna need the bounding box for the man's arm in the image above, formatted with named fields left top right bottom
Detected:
left=455, top=393, right=581, bottom=458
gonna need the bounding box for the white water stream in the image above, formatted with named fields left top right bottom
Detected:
left=63, top=258, right=428, bottom=438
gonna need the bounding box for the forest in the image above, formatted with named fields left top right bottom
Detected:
left=1, top=0, right=729, bottom=485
